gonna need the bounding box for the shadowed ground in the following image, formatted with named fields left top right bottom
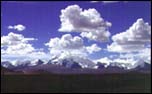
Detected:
left=1, top=73, right=151, bottom=93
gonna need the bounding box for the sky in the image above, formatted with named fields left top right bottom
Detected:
left=1, top=1, right=151, bottom=65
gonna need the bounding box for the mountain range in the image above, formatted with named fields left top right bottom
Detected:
left=1, top=57, right=151, bottom=74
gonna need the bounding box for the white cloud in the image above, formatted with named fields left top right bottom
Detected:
left=95, top=57, right=111, bottom=66
left=3, top=43, right=34, bottom=55
left=1, top=52, right=50, bottom=65
left=96, top=47, right=151, bottom=69
left=102, top=1, right=120, bottom=4
left=45, top=34, right=101, bottom=57
left=58, top=5, right=112, bottom=42
left=112, top=58, right=137, bottom=69
left=45, top=34, right=84, bottom=57
left=86, top=44, right=101, bottom=54
left=108, top=18, right=151, bottom=53
left=90, top=1, right=99, bottom=3
left=8, top=24, right=26, bottom=31
left=45, top=34, right=83, bottom=50
left=139, top=48, right=151, bottom=63
left=119, top=48, right=151, bottom=64
left=1, top=32, right=36, bottom=47
left=90, top=1, right=127, bottom=4
left=107, top=18, right=151, bottom=67
left=1, top=32, right=48, bottom=61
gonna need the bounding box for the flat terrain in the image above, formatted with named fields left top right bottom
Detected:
left=1, top=73, right=151, bottom=93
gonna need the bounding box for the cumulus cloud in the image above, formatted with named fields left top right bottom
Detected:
left=45, top=34, right=84, bottom=57
left=108, top=18, right=151, bottom=52
left=45, top=34, right=101, bottom=57
left=58, top=5, right=112, bottom=42
left=1, top=32, right=47, bottom=61
left=86, top=44, right=101, bottom=54
left=45, top=34, right=83, bottom=50
left=8, top=24, right=26, bottom=31
left=1, top=32, right=36, bottom=47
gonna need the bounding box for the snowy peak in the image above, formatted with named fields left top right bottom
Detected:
left=96, top=62, right=106, bottom=69
left=14, top=60, right=31, bottom=69
left=58, top=58, right=82, bottom=69
left=32, top=59, right=44, bottom=65
left=51, top=56, right=96, bottom=69
left=1, top=57, right=151, bottom=74
left=1, top=61, right=15, bottom=69
left=134, top=62, right=151, bottom=71
left=1, top=59, right=44, bottom=69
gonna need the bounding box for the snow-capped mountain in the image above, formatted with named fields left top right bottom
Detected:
left=96, top=62, right=106, bottom=69
left=51, top=56, right=96, bottom=69
left=1, top=59, right=45, bottom=70
left=30, top=59, right=44, bottom=66
left=1, top=56, right=151, bottom=74
left=95, top=60, right=151, bottom=73
left=58, top=58, right=82, bottom=69
left=13, top=60, right=32, bottom=69
left=107, top=62, right=129, bottom=70
left=133, top=62, right=151, bottom=72
left=1, top=61, right=15, bottom=69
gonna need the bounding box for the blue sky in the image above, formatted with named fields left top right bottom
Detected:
left=1, top=1, right=151, bottom=62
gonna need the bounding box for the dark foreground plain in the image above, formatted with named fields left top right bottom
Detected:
left=1, top=73, right=151, bottom=93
